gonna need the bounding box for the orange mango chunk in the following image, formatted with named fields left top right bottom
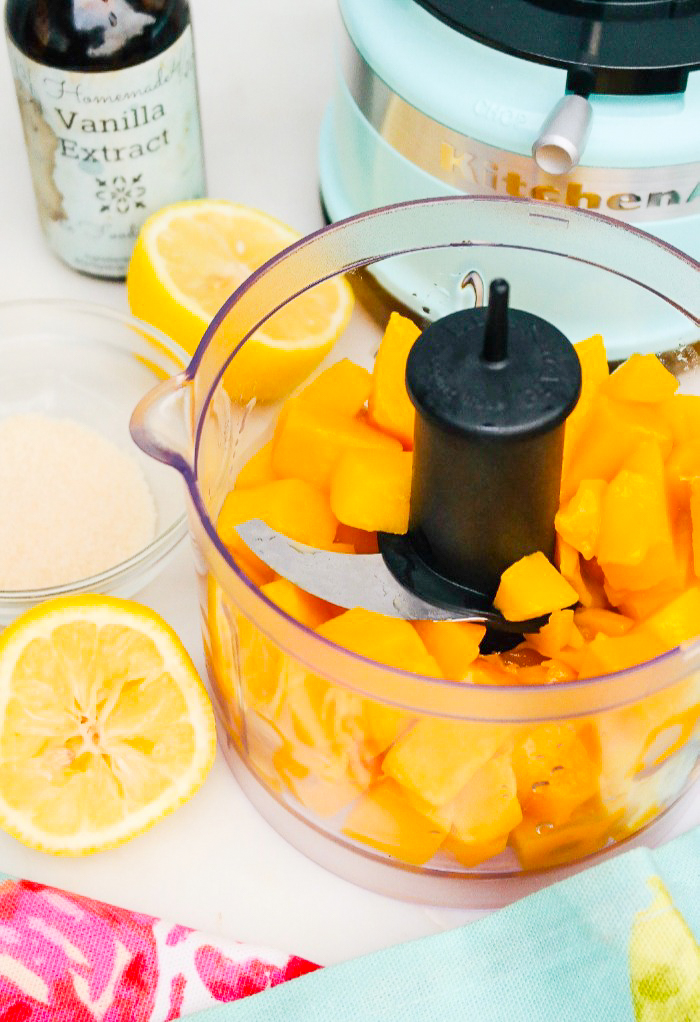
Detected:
left=611, top=510, right=693, bottom=619
left=561, top=334, right=609, bottom=487
left=272, top=399, right=401, bottom=488
left=666, top=441, right=700, bottom=513
left=660, top=392, right=700, bottom=444
left=512, top=723, right=600, bottom=826
left=690, top=479, right=700, bottom=576
left=510, top=799, right=620, bottom=870
left=260, top=578, right=339, bottom=629
left=367, top=311, right=421, bottom=448
left=578, top=626, right=667, bottom=678
left=234, top=440, right=277, bottom=489
left=234, top=611, right=282, bottom=711
left=562, top=394, right=672, bottom=500
left=597, top=440, right=675, bottom=590
left=317, top=607, right=441, bottom=676
left=298, top=358, right=372, bottom=417
left=596, top=470, right=661, bottom=565
left=419, top=754, right=522, bottom=846
left=273, top=743, right=365, bottom=818
left=334, top=522, right=379, bottom=554
left=574, top=607, right=634, bottom=640
left=341, top=779, right=447, bottom=865
left=382, top=720, right=514, bottom=806
left=330, top=448, right=413, bottom=534
left=412, top=620, right=485, bottom=680
left=494, top=551, right=578, bottom=621
left=217, top=478, right=337, bottom=582
left=524, top=608, right=583, bottom=659
left=363, top=700, right=414, bottom=757
left=313, top=612, right=437, bottom=765
left=604, top=353, right=678, bottom=403
left=555, top=536, right=606, bottom=608
left=644, top=585, right=700, bottom=648
left=555, top=479, right=606, bottom=559
left=444, top=832, right=509, bottom=868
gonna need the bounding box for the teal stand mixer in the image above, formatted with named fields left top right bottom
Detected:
left=319, top=0, right=700, bottom=352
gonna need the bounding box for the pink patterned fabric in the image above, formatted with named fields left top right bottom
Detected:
left=0, top=877, right=318, bottom=1019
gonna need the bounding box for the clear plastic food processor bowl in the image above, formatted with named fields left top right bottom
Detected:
left=131, top=196, right=700, bottom=907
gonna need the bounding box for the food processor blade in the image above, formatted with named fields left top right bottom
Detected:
left=235, top=520, right=545, bottom=632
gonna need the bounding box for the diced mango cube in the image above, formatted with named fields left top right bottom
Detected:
left=524, top=608, right=583, bottom=659
left=562, top=394, right=672, bottom=500
left=577, top=626, right=667, bottom=678
left=573, top=607, right=634, bottom=640
left=510, top=798, right=620, bottom=870
left=444, top=832, right=509, bottom=868
left=597, top=441, right=674, bottom=590
left=690, top=479, right=700, bottom=577
left=330, top=448, right=413, bottom=534
left=367, top=312, right=421, bottom=448
left=234, top=440, right=277, bottom=489
left=217, top=478, right=337, bottom=582
left=604, top=353, right=678, bottom=403
left=555, top=537, right=606, bottom=609
left=644, top=586, right=700, bottom=648
left=613, top=511, right=693, bottom=619
left=419, top=754, right=522, bottom=845
left=298, top=358, right=372, bottom=417
left=596, top=472, right=665, bottom=561
left=317, top=607, right=441, bottom=676
left=334, top=522, right=379, bottom=554
left=382, top=720, right=514, bottom=806
left=260, top=578, right=339, bottom=629
left=665, top=441, right=700, bottom=513
left=494, top=551, right=578, bottom=621
left=512, top=723, right=600, bottom=826
left=411, top=620, right=485, bottom=680
left=555, top=478, right=606, bottom=559
left=275, top=748, right=364, bottom=818
left=363, top=700, right=414, bottom=756
left=660, top=392, right=700, bottom=444
left=272, top=399, right=401, bottom=488
left=312, top=610, right=435, bottom=756
left=234, top=612, right=282, bottom=712
left=342, top=779, right=448, bottom=865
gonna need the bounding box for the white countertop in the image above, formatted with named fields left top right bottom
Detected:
left=0, top=0, right=697, bottom=970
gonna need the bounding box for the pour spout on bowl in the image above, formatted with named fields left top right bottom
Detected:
left=130, top=372, right=195, bottom=476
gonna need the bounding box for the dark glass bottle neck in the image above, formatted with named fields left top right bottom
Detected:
left=5, top=0, right=190, bottom=71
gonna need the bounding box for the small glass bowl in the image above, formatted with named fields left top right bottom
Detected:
left=0, top=300, right=189, bottom=625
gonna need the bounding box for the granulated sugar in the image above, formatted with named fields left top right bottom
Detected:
left=0, top=414, right=156, bottom=590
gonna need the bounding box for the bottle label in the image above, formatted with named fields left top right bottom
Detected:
left=8, top=26, right=206, bottom=277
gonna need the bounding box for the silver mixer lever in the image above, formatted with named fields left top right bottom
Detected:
left=532, top=94, right=593, bottom=176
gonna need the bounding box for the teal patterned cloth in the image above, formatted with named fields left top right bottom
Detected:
left=192, top=826, right=700, bottom=1022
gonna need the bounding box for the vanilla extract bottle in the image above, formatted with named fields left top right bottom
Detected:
left=5, top=0, right=206, bottom=278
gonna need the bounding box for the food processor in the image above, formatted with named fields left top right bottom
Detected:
left=131, top=195, right=700, bottom=906
left=319, top=0, right=700, bottom=322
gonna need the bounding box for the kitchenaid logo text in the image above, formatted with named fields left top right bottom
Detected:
left=54, top=103, right=169, bottom=163
left=440, top=143, right=700, bottom=213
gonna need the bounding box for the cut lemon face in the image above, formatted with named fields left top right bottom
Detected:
left=0, top=596, right=216, bottom=855
left=127, top=199, right=354, bottom=402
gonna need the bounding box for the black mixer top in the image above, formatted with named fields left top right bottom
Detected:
left=413, top=0, right=700, bottom=93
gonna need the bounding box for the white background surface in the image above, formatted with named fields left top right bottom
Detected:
left=0, top=0, right=697, bottom=970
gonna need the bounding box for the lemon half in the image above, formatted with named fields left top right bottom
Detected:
left=127, top=199, right=354, bottom=402
left=0, top=596, right=216, bottom=855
